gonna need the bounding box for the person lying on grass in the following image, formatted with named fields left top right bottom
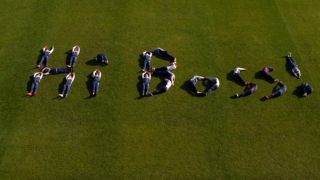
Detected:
left=287, top=52, right=301, bottom=79
left=59, top=72, right=75, bottom=98
left=41, top=67, right=72, bottom=75
left=150, top=47, right=176, bottom=63
left=91, top=69, right=101, bottom=97
left=27, top=72, right=43, bottom=97
left=233, top=82, right=258, bottom=98
left=141, top=71, right=152, bottom=97
left=262, top=81, right=287, bottom=101
left=141, top=51, right=152, bottom=72
left=96, top=53, right=109, bottom=65
left=36, top=45, right=54, bottom=68
left=67, top=45, right=80, bottom=67
left=232, top=67, right=247, bottom=86
left=189, top=76, right=220, bottom=96
left=301, top=83, right=313, bottom=97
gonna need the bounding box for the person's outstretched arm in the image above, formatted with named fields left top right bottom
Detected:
left=49, top=46, right=54, bottom=54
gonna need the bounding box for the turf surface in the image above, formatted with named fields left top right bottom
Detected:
left=0, top=0, right=319, bottom=179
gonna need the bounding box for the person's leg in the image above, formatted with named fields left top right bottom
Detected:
left=269, top=91, right=281, bottom=99
left=37, top=56, right=45, bottom=67
left=32, top=82, right=39, bottom=94
left=44, top=56, right=49, bottom=67
left=95, top=82, right=100, bottom=95
left=70, top=56, right=76, bottom=67
left=142, top=82, right=147, bottom=96
left=239, top=90, right=252, bottom=97
left=142, top=58, right=148, bottom=70
left=233, top=73, right=246, bottom=86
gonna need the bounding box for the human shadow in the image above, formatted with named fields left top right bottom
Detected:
left=255, top=71, right=275, bottom=83
left=180, top=79, right=207, bottom=97
left=58, top=77, right=66, bottom=94
left=227, top=71, right=243, bottom=86
left=35, top=49, right=43, bottom=66
left=136, top=74, right=143, bottom=98
left=180, top=80, right=194, bottom=96
left=292, top=84, right=304, bottom=98
left=137, top=54, right=144, bottom=70
left=26, top=75, right=34, bottom=92
left=86, top=73, right=93, bottom=98
left=65, top=50, right=72, bottom=65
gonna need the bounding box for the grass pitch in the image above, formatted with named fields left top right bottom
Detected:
left=0, top=0, right=319, bottom=179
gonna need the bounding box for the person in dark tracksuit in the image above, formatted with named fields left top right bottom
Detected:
left=152, top=71, right=175, bottom=95
left=262, top=66, right=278, bottom=83
left=287, top=52, right=301, bottom=79
left=263, top=81, right=287, bottom=100
left=27, top=72, right=43, bottom=96
left=302, top=83, right=313, bottom=97
left=96, top=53, right=109, bottom=65
left=42, top=67, right=72, bottom=75
left=204, top=77, right=220, bottom=96
left=91, top=69, right=101, bottom=96
left=68, top=45, right=80, bottom=67
left=141, top=51, right=152, bottom=71
left=233, top=67, right=247, bottom=86
left=150, top=47, right=176, bottom=63
left=234, top=82, right=257, bottom=98
left=189, top=75, right=206, bottom=95
left=59, top=73, right=75, bottom=98
left=141, top=71, right=152, bottom=97
left=36, top=46, right=54, bottom=68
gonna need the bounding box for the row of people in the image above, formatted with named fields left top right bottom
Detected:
left=36, top=45, right=81, bottom=68
left=27, top=69, right=102, bottom=97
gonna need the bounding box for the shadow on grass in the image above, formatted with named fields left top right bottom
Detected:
left=292, top=84, right=304, bottom=98
left=254, top=70, right=275, bottom=84
left=84, top=73, right=95, bottom=99
left=65, top=50, right=72, bottom=66
left=26, top=75, right=33, bottom=92
left=226, top=71, right=244, bottom=87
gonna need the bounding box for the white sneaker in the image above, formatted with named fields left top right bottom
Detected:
left=59, top=94, right=63, bottom=97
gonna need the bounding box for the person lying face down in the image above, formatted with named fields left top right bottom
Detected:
left=287, top=52, right=301, bottom=79
left=141, top=71, right=152, bottom=97
left=59, top=72, right=75, bottom=98
left=27, top=72, right=43, bottom=97
left=91, top=69, right=102, bottom=96
left=41, top=67, right=72, bottom=75
left=36, top=45, right=54, bottom=68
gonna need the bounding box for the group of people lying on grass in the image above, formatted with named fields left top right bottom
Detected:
left=28, top=45, right=107, bottom=97
left=29, top=48, right=314, bottom=99
left=140, top=48, right=177, bottom=97
left=229, top=52, right=313, bottom=100
left=36, top=45, right=81, bottom=69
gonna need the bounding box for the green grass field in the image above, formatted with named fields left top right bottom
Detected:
left=0, top=0, right=320, bottom=179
